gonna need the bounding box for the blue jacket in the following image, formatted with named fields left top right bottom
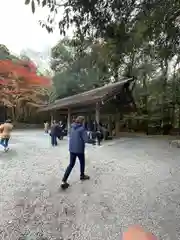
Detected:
left=69, top=123, right=88, bottom=153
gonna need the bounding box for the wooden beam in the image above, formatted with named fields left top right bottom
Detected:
left=56, top=107, right=95, bottom=115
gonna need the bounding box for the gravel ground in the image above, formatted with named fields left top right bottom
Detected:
left=0, top=131, right=180, bottom=240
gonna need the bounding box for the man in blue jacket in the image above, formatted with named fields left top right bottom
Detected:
left=61, top=116, right=90, bottom=189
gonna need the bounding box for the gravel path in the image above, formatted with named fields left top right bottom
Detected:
left=0, top=131, right=180, bottom=240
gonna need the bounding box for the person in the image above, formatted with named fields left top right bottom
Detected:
left=57, top=121, right=64, bottom=140
left=61, top=116, right=90, bottom=189
left=96, top=124, right=104, bottom=145
left=122, top=225, right=157, bottom=240
left=50, top=120, right=60, bottom=146
left=96, top=130, right=103, bottom=145
left=44, top=121, right=49, bottom=133
left=59, top=121, right=63, bottom=127
left=0, top=119, right=13, bottom=152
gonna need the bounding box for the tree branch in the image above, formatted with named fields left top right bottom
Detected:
left=54, top=0, right=68, bottom=7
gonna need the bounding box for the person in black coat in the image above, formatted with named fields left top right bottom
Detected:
left=50, top=120, right=61, bottom=146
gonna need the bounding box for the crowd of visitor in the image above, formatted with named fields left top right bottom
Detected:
left=44, top=118, right=110, bottom=147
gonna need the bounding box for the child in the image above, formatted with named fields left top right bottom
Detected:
left=44, top=121, right=49, bottom=133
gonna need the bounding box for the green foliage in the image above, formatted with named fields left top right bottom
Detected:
left=26, top=0, right=180, bottom=131
left=51, top=39, right=112, bottom=99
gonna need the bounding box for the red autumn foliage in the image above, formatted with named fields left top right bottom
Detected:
left=0, top=59, right=51, bottom=95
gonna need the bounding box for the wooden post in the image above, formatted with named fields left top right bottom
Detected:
left=86, top=114, right=90, bottom=130
left=50, top=112, right=53, bottom=125
left=94, top=102, right=100, bottom=144
left=115, top=112, right=120, bottom=136
left=108, top=115, right=112, bottom=136
left=95, top=102, right=100, bottom=128
left=67, top=108, right=71, bottom=134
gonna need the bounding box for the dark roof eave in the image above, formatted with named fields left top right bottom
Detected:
left=38, top=98, right=100, bottom=112
left=38, top=77, right=134, bottom=112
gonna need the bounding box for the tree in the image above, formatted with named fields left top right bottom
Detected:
left=0, top=45, right=51, bottom=121
left=51, top=38, right=111, bottom=99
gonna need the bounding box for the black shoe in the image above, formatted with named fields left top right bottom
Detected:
left=80, top=175, right=90, bottom=181
left=61, top=182, right=70, bottom=190
left=4, top=147, right=9, bottom=152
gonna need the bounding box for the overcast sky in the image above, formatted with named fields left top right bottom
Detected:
left=0, top=0, right=66, bottom=55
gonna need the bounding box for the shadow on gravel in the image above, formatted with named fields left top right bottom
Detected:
left=0, top=149, right=18, bottom=159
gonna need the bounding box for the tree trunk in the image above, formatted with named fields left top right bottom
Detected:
left=125, top=52, right=135, bottom=78
left=171, top=61, right=178, bottom=128
left=11, top=107, right=15, bottom=121
left=160, top=60, right=168, bottom=128
left=142, top=73, right=148, bottom=113
left=113, top=61, right=119, bottom=82
left=178, top=106, right=180, bottom=130
left=142, top=73, right=148, bottom=133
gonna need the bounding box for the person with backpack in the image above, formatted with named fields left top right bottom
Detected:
left=61, top=116, right=90, bottom=189
left=0, top=119, right=13, bottom=152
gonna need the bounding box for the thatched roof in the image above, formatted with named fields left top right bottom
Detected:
left=39, top=77, right=134, bottom=112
